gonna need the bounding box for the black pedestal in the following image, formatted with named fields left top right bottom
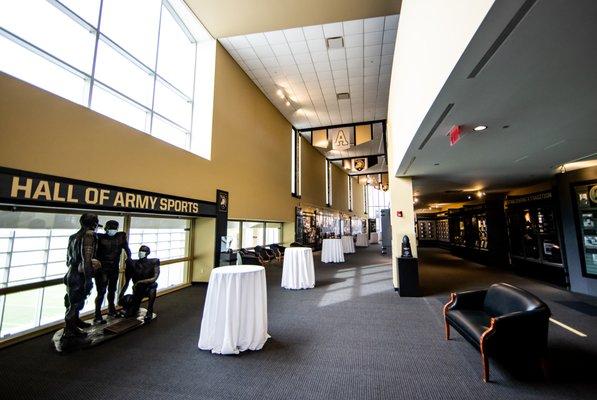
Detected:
left=397, top=257, right=419, bottom=297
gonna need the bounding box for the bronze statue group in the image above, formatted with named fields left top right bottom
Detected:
left=63, top=213, right=160, bottom=339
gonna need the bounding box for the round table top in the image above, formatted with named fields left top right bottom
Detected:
left=285, top=247, right=312, bottom=252
left=213, top=265, right=264, bottom=275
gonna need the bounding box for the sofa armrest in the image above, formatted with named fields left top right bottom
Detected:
left=449, top=289, right=488, bottom=311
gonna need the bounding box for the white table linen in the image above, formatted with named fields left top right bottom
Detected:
left=370, top=232, right=380, bottom=244
left=281, top=247, right=315, bottom=289
left=198, top=265, right=269, bottom=355
left=321, top=238, right=345, bottom=263
left=355, top=233, right=369, bottom=247
left=341, top=236, right=356, bottom=253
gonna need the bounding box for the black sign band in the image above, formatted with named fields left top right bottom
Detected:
left=0, top=167, right=216, bottom=217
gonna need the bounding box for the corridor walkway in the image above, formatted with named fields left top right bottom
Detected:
left=0, top=246, right=595, bottom=399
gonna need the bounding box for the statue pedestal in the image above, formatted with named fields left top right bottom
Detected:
left=51, top=308, right=156, bottom=353
left=396, top=257, right=419, bottom=297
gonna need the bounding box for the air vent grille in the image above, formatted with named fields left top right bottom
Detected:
left=418, top=103, right=454, bottom=150
left=337, top=92, right=350, bottom=100
left=468, top=0, right=537, bottom=78
left=326, top=36, right=344, bottom=49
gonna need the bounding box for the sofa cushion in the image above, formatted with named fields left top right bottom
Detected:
left=446, top=310, right=492, bottom=344
left=484, top=283, right=545, bottom=317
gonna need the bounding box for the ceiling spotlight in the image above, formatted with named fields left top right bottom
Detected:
left=285, top=100, right=291, bottom=106
left=474, top=125, right=487, bottom=131
left=276, top=89, right=284, bottom=98
left=467, top=195, right=472, bottom=200
left=414, top=197, right=419, bottom=204
left=476, top=191, right=484, bottom=198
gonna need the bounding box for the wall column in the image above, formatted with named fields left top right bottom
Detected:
left=388, top=176, right=417, bottom=289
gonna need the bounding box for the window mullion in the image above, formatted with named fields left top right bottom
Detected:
left=187, top=41, right=199, bottom=150
left=149, top=5, right=165, bottom=134
left=87, top=0, right=103, bottom=107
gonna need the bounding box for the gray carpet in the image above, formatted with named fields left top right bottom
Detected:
left=1, top=246, right=596, bottom=399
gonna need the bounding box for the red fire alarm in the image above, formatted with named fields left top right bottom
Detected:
left=396, top=211, right=403, bottom=217
left=448, top=125, right=461, bottom=146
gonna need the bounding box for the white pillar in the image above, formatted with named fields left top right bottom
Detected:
left=388, top=176, right=417, bottom=289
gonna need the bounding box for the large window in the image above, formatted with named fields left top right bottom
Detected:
left=325, top=160, right=332, bottom=207
left=129, top=216, right=190, bottom=289
left=265, top=223, right=283, bottom=245
left=291, top=128, right=301, bottom=197
left=0, top=0, right=208, bottom=152
left=367, top=185, right=391, bottom=231
left=225, top=220, right=284, bottom=250
left=0, top=210, right=190, bottom=341
left=242, top=222, right=265, bottom=248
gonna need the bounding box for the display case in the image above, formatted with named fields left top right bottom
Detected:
left=341, top=214, right=352, bottom=236
left=505, top=191, right=563, bottom=267
left=295, top=207, right=320, bottom=247
left=351, top=217, right=364, bottom=235
left=416, top=217, right=436, bottom=241
left=573, top=181, right=597, bottom=278
left=436, top=218, right=450, bottom=242
left=448, top=210, right=466, bottom=247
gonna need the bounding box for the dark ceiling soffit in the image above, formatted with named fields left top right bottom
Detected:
left=468, top=0, right=537, bottom=78
left=328, top=153, right=386, bottom=162
left=402, top=156, right=416, bottom=175
left=418, top=103, right=454, bottom=150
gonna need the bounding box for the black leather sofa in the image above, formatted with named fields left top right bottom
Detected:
left=443, top=283, right=551, bottom=382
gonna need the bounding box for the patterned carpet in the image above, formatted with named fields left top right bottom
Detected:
left=1, top=246, right=596, bottom=399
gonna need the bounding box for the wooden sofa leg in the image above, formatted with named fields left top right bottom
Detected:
left=481, top=352, right=490, bottom=382
left=479, top=318, right=496, bottom=382
left=442, top=293, right=456, bottom=340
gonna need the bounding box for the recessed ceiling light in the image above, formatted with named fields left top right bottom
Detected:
left=276, top=89, right=284, bottom=98
left=474, top=125, right=487, bottom=131
left=326, top=37, right=344, bottom=49
left=285, top=101, right=291, bottom=106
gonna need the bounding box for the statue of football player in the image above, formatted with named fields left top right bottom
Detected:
left=94, top=220, right=132, bottom=323
left=63, top=213, right=102, bottom=338
left=119, top=245, right=160, bottom=323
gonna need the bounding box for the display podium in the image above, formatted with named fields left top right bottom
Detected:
left=396, top=257, right=419, bottom=297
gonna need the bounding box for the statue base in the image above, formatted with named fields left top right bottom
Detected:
left=51, top=308, right=156, bottom=353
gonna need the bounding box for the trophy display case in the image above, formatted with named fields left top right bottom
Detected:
left=505, top=192, right=563, bottom=267
left=573, top=181, right=597, bottom=278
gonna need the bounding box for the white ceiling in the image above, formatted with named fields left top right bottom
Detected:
left=219, top=15, right=398, bottom=129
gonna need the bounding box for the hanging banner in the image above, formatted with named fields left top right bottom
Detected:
left=329, top=127, right=354, bottom=150
left=0, top=167, right=217, bottom=217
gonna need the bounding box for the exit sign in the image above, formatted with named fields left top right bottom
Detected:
left=448, top=125, right=462, bottom=146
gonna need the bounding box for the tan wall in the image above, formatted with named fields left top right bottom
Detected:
left=331, top=163, right=349, bottom=212
left=0, top=44, right=293, bottom=222
left=299, top=136, right=326, bottom=207
left=0, top=43, right=366, bottom=281
left=352, top=178, right=366, bottom=216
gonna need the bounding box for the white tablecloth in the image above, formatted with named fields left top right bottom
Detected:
left=341, top=236, right=355, bottom=253
left=355, top=233, right=369, bottom=247
left=198, top=265, right=269, bottom=354
left=281, top=247, right=315, bottom=289
left=370, top=232, right=380, bottom=244
left=321, top=238, right=345, bottom=263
